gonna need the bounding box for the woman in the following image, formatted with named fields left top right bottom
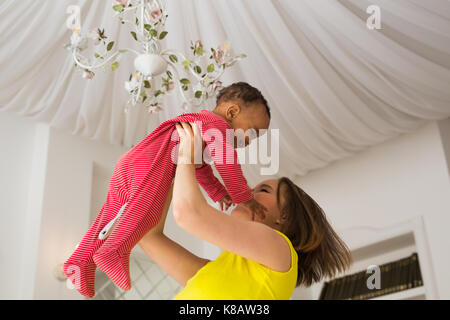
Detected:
left=138, top=122, right=352, bottom=299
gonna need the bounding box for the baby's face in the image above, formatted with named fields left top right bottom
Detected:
left=231, top=105, right=270, bottom=147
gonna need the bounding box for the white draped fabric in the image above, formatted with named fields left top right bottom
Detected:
left=1, top=0, right=449, bottom=184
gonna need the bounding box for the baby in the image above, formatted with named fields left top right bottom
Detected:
left=64, top=82, right=271, bottom=298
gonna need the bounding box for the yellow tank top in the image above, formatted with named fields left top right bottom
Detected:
left=173, top=230, right=298, bottom=300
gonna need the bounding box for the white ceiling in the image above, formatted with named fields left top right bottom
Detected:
left=1, top=0, right=449, bottom=185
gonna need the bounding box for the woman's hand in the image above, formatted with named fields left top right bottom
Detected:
left=175, top=121, right=203, bottom=168
left=218, top=194, right=234, bottom=211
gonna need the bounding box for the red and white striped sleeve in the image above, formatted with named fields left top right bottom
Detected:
left=195, top=163, right=228, bottom=202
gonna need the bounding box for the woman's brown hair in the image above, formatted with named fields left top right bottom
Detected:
left=277, top=177, right=352, bottom=287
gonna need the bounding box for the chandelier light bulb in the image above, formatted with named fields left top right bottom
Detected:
left=134, top=53, right=168, bottom=77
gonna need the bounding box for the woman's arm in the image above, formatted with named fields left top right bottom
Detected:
left=138, top=182, right=209, bottom=287
left=173, top=122, right=291, bottom=273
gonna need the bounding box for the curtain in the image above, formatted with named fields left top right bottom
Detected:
left=1, top=0, right=449, bottom=184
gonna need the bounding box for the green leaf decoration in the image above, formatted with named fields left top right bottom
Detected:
left=207, top=64, right=215, bottom=73
left=144, top=24, right=152, bottom=32
left=169, top=54, right=178, bottom=63
left=182, top=59, right=191, bottom=71
left=107, top=41, right=114, bottom=51
left=119, top=49, right=128, bottom=53
left=195, top=91, right=203, bottom=99
left=131, top=31, right=137, bottom=41
left=194, top=65, right=202, bottom=74
left=182, top=85, right=188, bottom=91
left=154, top=90, right=163, bottom=97
left=236, top=54, right=247, bottom=59
left=166, top=70, right=173, bottom=79
left=159, top=31, right=168, bottom=40
left=98, top=28, right=107, bottom=40
left=94, top=53, right=100, bottom=58
left=180, top=78, right=190, bottom=85
left=195, top=46, right=204, bottom=56
left=144, top=80, right=151, bottom=88
left=150, top=29, right=158, bottom=38
left=113, top=4, right=124, bottom=12
left=111, top=61, right=119, bottom=71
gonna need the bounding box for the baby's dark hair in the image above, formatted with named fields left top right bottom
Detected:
left=216, top=82, right=271, bottom=119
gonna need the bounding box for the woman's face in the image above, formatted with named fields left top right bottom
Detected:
left=230, top=179, right=284, bottom=229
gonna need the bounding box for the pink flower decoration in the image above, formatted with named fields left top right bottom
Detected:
left=194, top=40, right=203, bottom=51
left=213, top=45, right=225, bottom=65
left=82, top=70, right=94, bottom=79
left=212, top=80, right=223, bottom=92
left=115, top=0, right=129, bottom=7
left=150, top=7, right=163, bottom=23
left=148, top=105, right=163, bottom=114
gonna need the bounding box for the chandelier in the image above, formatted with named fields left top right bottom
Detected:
left=64, top=0, right=247, bottom=114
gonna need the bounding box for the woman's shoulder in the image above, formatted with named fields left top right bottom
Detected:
left=261, top=228, right=298, bottom=274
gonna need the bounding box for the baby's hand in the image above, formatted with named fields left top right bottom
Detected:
left=218, top=194, right=234, bottom=211
left=243, top=198, right=267, bottom=221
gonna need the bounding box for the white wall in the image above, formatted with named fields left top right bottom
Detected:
left=0, top=112, right=39, bottom=299
left=32, top=121, right=125, bottom=299
left=291, top=119, right=450, bottom=299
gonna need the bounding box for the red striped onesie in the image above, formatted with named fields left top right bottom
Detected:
left=64, top=109, right=253, bottom=298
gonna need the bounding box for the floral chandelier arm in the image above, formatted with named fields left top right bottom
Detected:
left=160, top=49, right=204, bottom=82
left=165, top=61, right=200, bottom=109
left=160, top=44, right=246, bottom=91
left=71, top=47, right=140, bottom=71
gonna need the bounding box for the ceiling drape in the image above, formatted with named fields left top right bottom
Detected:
left=1, top=0, right=449, bottom=185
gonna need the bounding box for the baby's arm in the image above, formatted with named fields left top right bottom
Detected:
left=195, top=163, right=228, bottom=202
left=201, top=120, right=253, bottom=204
